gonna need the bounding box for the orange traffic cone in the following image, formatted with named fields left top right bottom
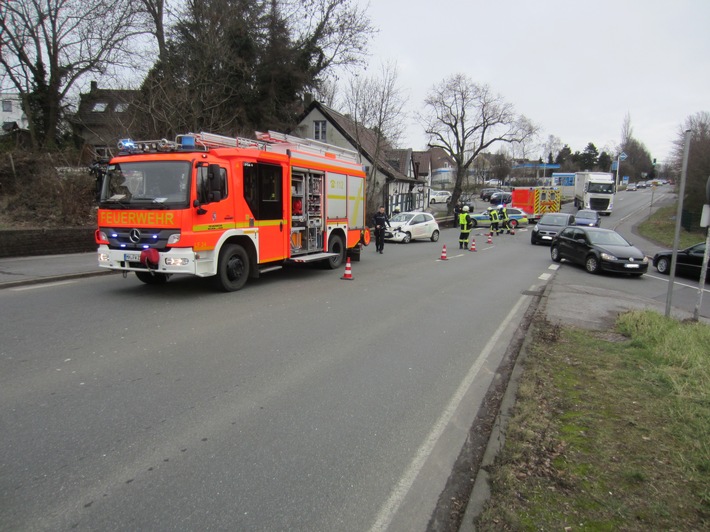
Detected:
left=469, top=238, right=477, bottom=252
left=487, top=234, right=492, bottom=244
left=341, top=257, right=354, bottom=280
left=440, top=245, right=448, bottom=260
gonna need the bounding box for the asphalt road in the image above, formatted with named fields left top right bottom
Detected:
left=2, top=184, right=706, bottom=531
left=1, top=227, right=551, bottom=531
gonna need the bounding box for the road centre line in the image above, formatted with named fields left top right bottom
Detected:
left=369, top=292, right=531, bottom=532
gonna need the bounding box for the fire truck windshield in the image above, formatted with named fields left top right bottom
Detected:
left=101, top=161, right=191, bottom=207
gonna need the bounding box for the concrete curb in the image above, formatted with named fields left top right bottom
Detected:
left=0, top=270, right=115, bottom=290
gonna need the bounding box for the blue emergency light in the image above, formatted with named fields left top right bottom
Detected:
left=177, top=135, right=196, bottom=150
left=117, top=139, right=136, bottom=151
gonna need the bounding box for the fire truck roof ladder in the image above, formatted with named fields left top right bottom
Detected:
left=255, top=131, right=360, bottom=163
left=187, top=132, right=268, bottom=150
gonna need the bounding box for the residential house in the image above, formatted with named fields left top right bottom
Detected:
left=292, top=100, right=427, bottom=214
left=70, top=81, right=139, bottom=163
left=0, top=92, right=29, bottom=134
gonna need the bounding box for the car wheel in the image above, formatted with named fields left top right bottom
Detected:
left=135, top=271, right=169, bottom=285
left=470, top=219, right=478, bottom=228
left=585, top=254, right=600, bottom=274
left=402, top=232, right=412, bottom=243
left=656, top=256, right=670, bottom=274
left=430, top=230, right=440, bottom=242
left=430, top=199, right=436, bottom=204
left=530, top=234, right=536, bottom=245
left=550, top=245, right=562, bottom=262
left=510, top=219, right=518, bottom=229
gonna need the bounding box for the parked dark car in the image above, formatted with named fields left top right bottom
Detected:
left=551, top=227, right=648, bottom=276
left=480, top=188, right=503, bottom=201
left=489, top=191, right=512, bottom=205
left=653, top=242, right=708, bottom=281
left=574, top=209, right=601, bottom=227
left=530, top=212, right=576, bottom=245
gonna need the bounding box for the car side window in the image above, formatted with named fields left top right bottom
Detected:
left=412, top=214, right=425, bottom=224
left=690, top=244, right=705, bottom=256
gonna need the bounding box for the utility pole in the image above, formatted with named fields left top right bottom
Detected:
left=665, top=131, right=691, bottom=318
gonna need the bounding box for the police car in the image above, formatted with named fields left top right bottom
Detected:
left=468, top=207, right=529, bottom=228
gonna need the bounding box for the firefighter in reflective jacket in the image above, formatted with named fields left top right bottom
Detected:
left=488, top=207, right=500, bottom=236
left=499, top=204, right=511, bottom=234
left=458, top=205, right=472, bottom=249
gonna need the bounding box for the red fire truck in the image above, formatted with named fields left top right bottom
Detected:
left=95, top=131, right=369, bottom=291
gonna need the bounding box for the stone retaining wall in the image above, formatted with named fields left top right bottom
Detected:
left=0, top=228, right=96, bottom=258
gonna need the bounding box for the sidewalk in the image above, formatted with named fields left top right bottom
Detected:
left=0, top=252, right=111, bottom=289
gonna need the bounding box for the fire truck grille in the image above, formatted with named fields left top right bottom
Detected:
left=102, top=227, right=178, bottom=251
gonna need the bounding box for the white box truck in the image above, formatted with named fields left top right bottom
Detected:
left=574, top=172, right=615, bottom=215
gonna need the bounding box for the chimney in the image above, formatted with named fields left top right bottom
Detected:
left=91, top=81, right=98, bottom=92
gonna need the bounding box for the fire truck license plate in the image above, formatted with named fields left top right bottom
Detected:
left=124, top=253, right=141, bottom=262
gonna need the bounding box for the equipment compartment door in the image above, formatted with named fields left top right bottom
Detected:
left=243, top=161, right=286, bottom=263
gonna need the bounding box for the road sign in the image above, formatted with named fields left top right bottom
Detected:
left=619, top=152, right=628, bottom=161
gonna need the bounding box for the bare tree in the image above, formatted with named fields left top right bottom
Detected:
left=0, top=0, right=145, bottom=149
left=283, top=0, right=376, bottom=84
left=673, top=111, right=710, bottom=216
left=421, top=73, right=536, bottom=208
left=342, top=61, right=407, bottom=214
left=620, top=112, right=633, bottom=147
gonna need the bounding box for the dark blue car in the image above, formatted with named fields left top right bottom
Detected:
left=574, top=209, right=601, bottom=227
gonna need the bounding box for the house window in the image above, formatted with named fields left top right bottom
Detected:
left=92, top=102, right=108, bottom=112
left=114, top=102, right=129, bottom=113
left=314, top=120, right=326, bottom=141
left=2, top=100, right=12, bottom=113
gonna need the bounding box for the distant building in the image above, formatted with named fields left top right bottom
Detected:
left=0, top=92, right=29, bottom=134
left=70, top=81, right=139, bottom=162
left=293, top=100, right=428, bottom=212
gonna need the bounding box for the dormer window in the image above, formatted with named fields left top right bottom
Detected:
left=115, top=102, right=129, bottom=113
left=92, top=102, right=108, bottom=112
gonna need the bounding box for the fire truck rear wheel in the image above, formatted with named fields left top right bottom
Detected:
left=216, top=244, right=250, bottom=291
left=324, top=234, right=345, bottom=269
left=135, top=271, right=169, bottom=285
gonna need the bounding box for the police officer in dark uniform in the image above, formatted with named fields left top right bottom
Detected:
left=372, top=205, right=391, bottom=254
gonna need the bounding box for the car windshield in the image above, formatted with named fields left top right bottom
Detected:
left=577, top=211, right=596, bottom=219
left=540, top=214, right=569, bottom=226
left=587, top=231, right=630, bottom=246
left=391, top=213, right=415, bottom=223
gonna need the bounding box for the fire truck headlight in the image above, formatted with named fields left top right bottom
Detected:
left=167, top=233, right=181, bottom=245
left=164, top=257, right=189, bottom=266
left=98, top=253, right=110, bottom=262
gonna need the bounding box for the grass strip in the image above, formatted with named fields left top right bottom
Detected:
left=476, top=311, right=710, bottom=530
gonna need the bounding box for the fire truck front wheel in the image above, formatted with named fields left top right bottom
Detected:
left=324, top=234, right=345, bottom=269
left=215, top=244, right=250, bottom=291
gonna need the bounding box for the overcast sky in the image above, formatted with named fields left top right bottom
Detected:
left=354, top=0, right=708, bottom=163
